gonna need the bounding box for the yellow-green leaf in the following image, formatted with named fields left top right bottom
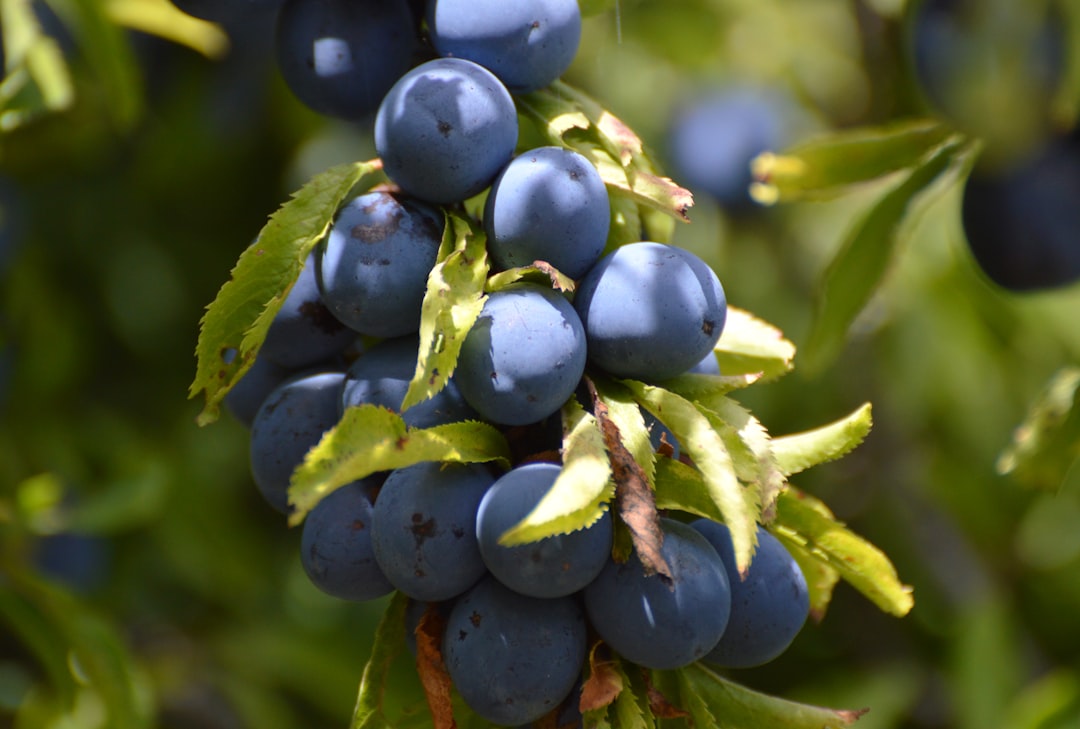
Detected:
left=402, top=211, right=488, bottom=412
left=105, top=0, right=229, bottom=59
left=773, top=403, right=873, bottom=477
left=997, top=366, right=1080, bottom=491
left=484, top=261, right=575, bottom=294
left=773, top=488, right=914, bottom=617
left=189, top=160, right=383, bottom=426
left=288, top=405, right=511, bottom=525
left=713, top=307, right=796, bottom=382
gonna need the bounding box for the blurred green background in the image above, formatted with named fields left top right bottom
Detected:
left=3, top=0, right=1080, bottom=727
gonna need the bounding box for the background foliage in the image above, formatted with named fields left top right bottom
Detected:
left=2, top=0, right=1080, bottom=727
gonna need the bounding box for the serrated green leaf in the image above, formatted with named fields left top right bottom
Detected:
left=614, top=663, right=654, bottom=729
left=772, top=528, right=841, bottom=622
left=698, top=396, right=785, bottom=517
left=499, top=397, right=613, bottom=545
left=350, top=593, right=409, bottom=729
left=484, top=261, right=575, bottom=294
left=653, top=456, right=723, bottom=523
left=623, top=380, right=759, bottom=574
left=189, top=160, right=383, bottom=426
left=661, top=372, right=762, bottom=399
left=674, top=667, right=717, bottom=728
left=773, top=403, right=873, bottom=478
left=714, top=307, right=796, bottom=382
left=750, top=118, right=956, bottom=203
left=802, top=139, right=969, bottom=373
left=997, top=366, right=1080, bottom=491
left=402, top=212, right=487, bottom=412
left=677, top=663, right=867, bottom=728
left=773, top=488, right=913, bottom=617
left=105, top=0, right=229, bottom=60
left=288, top=405, right=511, bottom=525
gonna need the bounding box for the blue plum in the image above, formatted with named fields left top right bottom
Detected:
left=456, top=283, right=587, bottom=426
left=425, top=0, right=581, bottom=94
left=691, top=520, right=809, bottom=668
left=316, top=191, right=443, bottom=338
left=340, top=336, right=476, bottom=428
left=224, top=355, right=292, bottom=428
left=583, top=518, right=731, bottom=669
left=300, top=479, right=395, bottom=601
left=960, top=135, right=1080, bottom=291
left=574, top=242, right=727, bottom=381
left=476, top=462, right=612, bottom=598
left=275, top=0, right=417, bottom=120
left=260, top=252, right=356, bottom=368
left=666, top=87, right=788, bottom=208
left=371, top=462, right=495, bottom=601
left=443, top=577, right=587, bottom=726
left=484, top=146, right=610, bottom=279
left=249, top=371, right=345, bottom=513
left=375, top=58, right=518, bottom=204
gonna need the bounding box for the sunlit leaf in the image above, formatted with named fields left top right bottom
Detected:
left=750, top=118, right=955, bottom=203
left=997, top=366, right=1080, bottom=491
left=713, top=307, right=796, bottom=382
left=499, top=396, right=613, bottom=546
left=653, top=456, right=723, bottom=523
left=593, top=377, right=655, bottom=487
left=351, top=593, right=409, bottom=729
left=402, top=211, right=487, bottom=412
left=773, top=488, right=914, bottom=617
left=189, top=160, right=383, bottom=425
left=485, top=261, right=576, bottom=293
left=772, top=403, right=873, bottom=477
left=288, top=405, right=511, bottom=525
left=623, top=380, right=759, bottom=574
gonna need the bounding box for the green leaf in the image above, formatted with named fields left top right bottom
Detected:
left=997, top=366, right=1080, bottom=491
left=623, top=380, right=759, bottom=574
left=288, top=405, right=511, bottom=525
left=675, top=663, right=868, bottom=728
left=611, top=660, right=652, bottom=729
left=675, top=667, right=717, bottom=728
left=0, top=0, right=74, bottom=128
left=104, top=0, right=230, bottom=59
left=189, top=160, right=383, bottom=426
left=653, top=456, right=724, bottom=523
left=713, top=307, right=796, bottom=382
left=578, top=0, right=618, bottom=17
left=772, top=403, right=873, bottom=478
left=773, top=488, right=914, bottom=617
left=499, top=397, right=613, bottom=546
left=351, top=593, right=421, bottom=729
left=402, top=211, right=487, bottom=413
left=750, top=118, right=956, bottom=203
left=801, top=138, right=969, bottom=373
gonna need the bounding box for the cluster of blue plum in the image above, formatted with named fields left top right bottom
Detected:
left=910, top=0, right=1080, bottom=292
left=204, top=1, right=813, bottom=724
left=169, top=0, right=582, bottom=121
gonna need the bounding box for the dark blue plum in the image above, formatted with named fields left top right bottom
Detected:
left=249, top=371, right=345, bottom=513
left=340, top=336, right=476, bottom=427
left=456, top=283, right=587, bottom=426
left=688, top=350, right=721, bottom=376
left=692, top=520, right=809, bottom=668
left=443, top=577, right=586, bottom=726
left=425, top=0, right=581, bottom=94
left=960, top=135, right=1080, bottom=291
left=371, top=462, right=495, bottom=601
left=375, top=58, right=518, bottom=204
left=476, top=462, right=612, bottom=598
left=260, top=252, right=356, bottom=368
left=171, top=0, right=283, bottom=22
left=300, top=479, right=395, bottom=601
left=316, top=191, right=443, bottom=337
left=484, top=146, right=610, bottom=279
left=224, top=355, right=292, bottom=427
left=583, top=518, right=731, bottom=670
left=666, top=87, right=788, bottom=208
left=574, top=242, right=727, bottom=381
left=33, top=532, right=111, bottom=594
left=275, top=0, right=417, bottom=120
